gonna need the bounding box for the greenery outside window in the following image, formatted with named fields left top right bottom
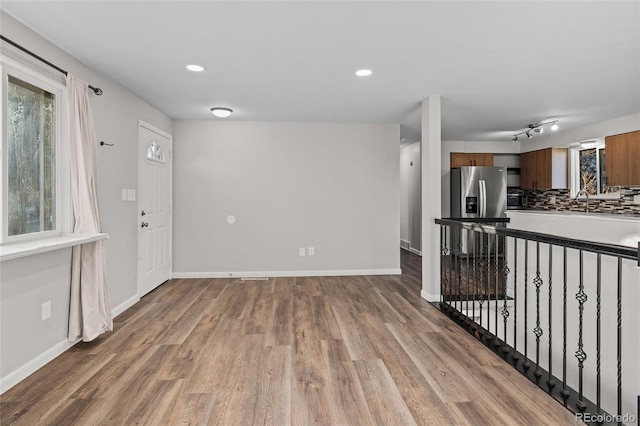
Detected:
left=1, top=57, right=69, bottom=243
left=7, top=75, right=56, bottom=236
left=570, top=139, right=620, bottom=198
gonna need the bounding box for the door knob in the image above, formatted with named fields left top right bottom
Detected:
left=141, top=222, right=149, bottom=228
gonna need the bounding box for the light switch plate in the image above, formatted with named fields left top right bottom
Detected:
left=122, top=189, right=128, bottom=201
left=127, top=189, right=136, bottom=201
left=42, top=301, right=51, bottom=321
left=299, top=247, right=305, bottom=257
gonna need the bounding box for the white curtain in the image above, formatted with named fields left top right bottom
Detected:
left=67, top=74, right=113, bottom=342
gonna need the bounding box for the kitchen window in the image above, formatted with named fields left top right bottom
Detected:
left=570, top=139, right=620, bottom=198
left=1, top=57, right=70, bottom=243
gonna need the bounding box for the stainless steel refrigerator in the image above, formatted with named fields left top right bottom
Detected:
left=450, top=166, right=507, bottom=254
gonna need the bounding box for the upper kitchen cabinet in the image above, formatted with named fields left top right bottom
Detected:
left=450, top=153, right=494, bottom=168
left=605, top=130, right=640, bottom=186
left=520, top=148, right=568, bottom=190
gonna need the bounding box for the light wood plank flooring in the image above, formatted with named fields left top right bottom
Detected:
left=1, top=251, right=579, bottom=425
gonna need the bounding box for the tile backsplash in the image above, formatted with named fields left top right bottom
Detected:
left=521, top=187, right=640, bottom=216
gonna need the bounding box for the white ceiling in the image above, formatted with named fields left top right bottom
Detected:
left=2, top=1, right=639, bottom=143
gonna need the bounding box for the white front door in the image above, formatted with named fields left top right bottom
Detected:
left=138, top=122, right=172, bottom=296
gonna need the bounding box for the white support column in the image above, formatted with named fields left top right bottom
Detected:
left=420, top=96, right=442, bottom=302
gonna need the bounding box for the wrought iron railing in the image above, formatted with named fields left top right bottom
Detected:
left=435, top=218, right=639, bottom=425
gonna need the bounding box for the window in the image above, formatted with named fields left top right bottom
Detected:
left=146, top=140, right=165, bottom=162
left=570, top=139, right=619, bottom=198
left=2, top=58, right=68, bottom=242
left=7, top=75, right=56, bottom=236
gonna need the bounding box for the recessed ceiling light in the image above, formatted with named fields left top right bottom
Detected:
left=355, top=69, right=372, bottom=77
left=210, top=107, right=233, bottom=118
left=551, top=123, right=559, bottom=131
left=186, top=64, right=205, bottom=72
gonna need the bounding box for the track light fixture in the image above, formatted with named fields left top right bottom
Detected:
left=512, top=120, right=559, bottom=142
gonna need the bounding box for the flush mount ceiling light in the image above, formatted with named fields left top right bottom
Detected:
left=186, top=64, right=205, bottom=72
left=355, top=69, right=373, bottom=77
left=210, top=107, right=233, bottom=118
left=512, top=120, right=559, bottom=142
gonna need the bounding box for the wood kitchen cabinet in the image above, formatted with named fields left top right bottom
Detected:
left=520, top=147, right=568, bottom=189
left=450, top=153, right=494, bottom=168
left=605, top=130, right=640, bottom=186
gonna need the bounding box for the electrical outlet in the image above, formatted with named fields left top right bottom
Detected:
left=299, top=247, right=306, bottom=257
left=549, top=196, right=556, bottom=205
left=42, top=301, right=51, bottom=321
left=308, top=247, right=315, bottom=256
left=634, top=194, right=640, bottom=205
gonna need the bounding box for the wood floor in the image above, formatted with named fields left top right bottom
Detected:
left=1, top=251, right=579, bottom=425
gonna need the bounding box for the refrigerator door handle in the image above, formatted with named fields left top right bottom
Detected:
left=478, top=180, right=483, bottom=217
left=479, top=180, right=487, bottom=217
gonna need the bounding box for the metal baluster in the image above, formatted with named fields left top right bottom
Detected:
left=596, top=253, right=601, bottom=415
left=440, top=225, right=444, bottom=305
left=512, top=237, right=520, bottom=362
left=547, top=244, right=555, bottom=389
left=501, top=234, right=510, bottom=353
left=562, top=247, right=569, bottom=399
left=485, top=232, right=490, bottom=339
left=457, top=236, right=462, bottom=315
left=524, top=239, right=530, bottom=370
left=479, top=233, right=485, bottom=333
left=494, top=232, right=500, bottom=344
left=443, top=226, right=448, bottom=307
left=456, top=235, right=462, bottom=318
left=575, top=250, right=588, bottom=411
left=466, top=234, right=471, bottom=323
left=617, top=257, right=622, bottom=424
left=534, top=241, right=544, bottom=378
left=472, top=228, right=477, bottom=332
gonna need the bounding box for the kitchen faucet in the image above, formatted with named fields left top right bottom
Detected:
left=575, top=189, right=590, bottom=212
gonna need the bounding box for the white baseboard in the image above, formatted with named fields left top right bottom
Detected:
left=409, top=247, right=422, bottom=256
left=1, top=294, right=140, bottom=395
left=112, top=294, right=140, bottom=318
left=173, top=268, right=402, bottom=279
left=0, top=337, right=80, bottom=394
left=400, top=245, right=422, bottom=256
left=421, top=289, right=441, bottom=303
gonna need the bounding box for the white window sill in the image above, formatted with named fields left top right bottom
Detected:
left=0, top=233, right=109, bottom=262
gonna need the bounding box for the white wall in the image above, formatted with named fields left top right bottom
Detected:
left=172, top=121, right=400, bottom=276
left=400, top=142, right=421, bottom=253
left=0, top=12, right=172, bottom=391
